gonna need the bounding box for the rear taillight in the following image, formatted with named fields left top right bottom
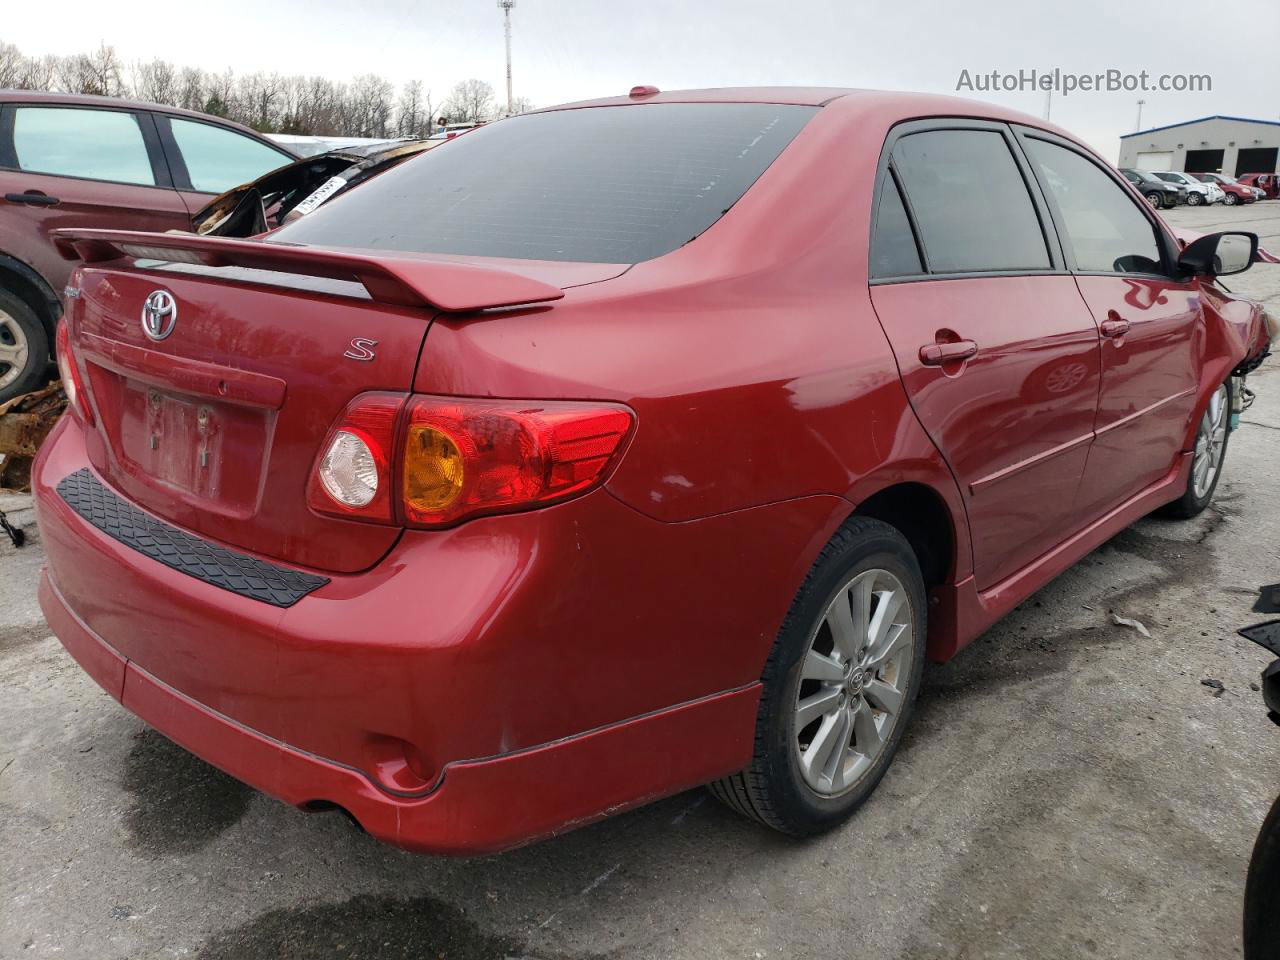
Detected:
left=307, top=393, right=634, bottom=528
left=401, top=396, right=634, bottom=527
left=55, top=319, right=93, bottom=425
left=307, top=393, right=404, bottom=524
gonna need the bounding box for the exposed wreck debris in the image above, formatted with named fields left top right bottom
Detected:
left=193, top=140, right=436, bottom=238
left=0, top=380, right=66, bottom=492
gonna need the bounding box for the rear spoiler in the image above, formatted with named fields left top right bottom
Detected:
left=51, top=229, right=565, bottom=312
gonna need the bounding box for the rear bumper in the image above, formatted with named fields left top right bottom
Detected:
left=34, top=415, right=839, bottom=853
left=40, top=568, right=757, bottom=854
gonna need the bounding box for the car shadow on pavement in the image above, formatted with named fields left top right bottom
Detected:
left=196, top=892, right=598, bottom=960
left=123, top=727, right=255, bottom=858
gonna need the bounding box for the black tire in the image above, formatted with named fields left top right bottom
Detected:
left=1159, top=379, right=1232, bottom=519
left=708, top=516, right=927, bottom=836
left=1244, top=791, right=1280, bottom=960
left=1143, top=191, right=1163, bottom=209
left=0, top=286, right=49, bottom=404
left=1225, top=193, right=1239, bottom=206
left=1188, top=192, right=1204, bottom=206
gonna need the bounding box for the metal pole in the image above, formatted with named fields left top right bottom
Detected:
left=500, top=0, right=515, bottom=115
left=1136, top=99, right=1145, bottom=132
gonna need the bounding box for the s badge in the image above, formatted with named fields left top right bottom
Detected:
left=344, top=338, right=378, bottom=361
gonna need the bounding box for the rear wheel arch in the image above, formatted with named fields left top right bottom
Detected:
left=851, top=481, right=958, bottom=591
left=0, top=253, right=60, bottom=356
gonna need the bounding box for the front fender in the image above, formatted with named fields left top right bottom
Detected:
left=1186, top=283, right=1265, bottom=448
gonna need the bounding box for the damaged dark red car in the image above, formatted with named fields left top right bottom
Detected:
left=35, top=87, right=1272, bottom=854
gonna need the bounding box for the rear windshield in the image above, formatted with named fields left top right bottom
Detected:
left=269, top=102, right=818, bottom=264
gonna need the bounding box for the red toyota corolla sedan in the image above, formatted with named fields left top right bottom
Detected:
left=35, top=87, right=1270, bottom=855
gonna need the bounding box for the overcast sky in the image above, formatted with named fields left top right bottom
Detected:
left=5, top=0, right=1279, bottom=158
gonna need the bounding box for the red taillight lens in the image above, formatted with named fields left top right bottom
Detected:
left=307, top=392, right=404, bottom=524
left=401, top=396, right=634, bottom=527
left=55, top=319, right=93, bottom=425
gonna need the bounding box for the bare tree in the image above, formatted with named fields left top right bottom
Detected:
left=18, top=55, right=56, bottom=91
left=0, top=43, right=25, bottom=89
left=507, top=95, right=535, bottom=116
left=0, top=40, right=507, bottom=139
left=59, top=42, right=125, bottom=96
left=396, top=80, right=424, bottom=138
left=132, top=58, right=178, bottom=105
left=443, top=79, right=497, bottom=124
left=177, top=67, right=205, bottom=112
left=350, top=73, right=394, bottom=137
left=238, top=72, right=285, bottom=131
left=421, top=88, right=436, bottom=136
left=203, top=69, right=236, bottom=118
left=274, top=75, right=301, bottom=133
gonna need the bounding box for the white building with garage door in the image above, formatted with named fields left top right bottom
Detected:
left=1118, top=115, right=1280, bottom=177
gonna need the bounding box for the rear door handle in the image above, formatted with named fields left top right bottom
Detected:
left=1100, top=318, right=1131, bottom=338
left=4, top=192, right=59, bottom=206
left=919, top=339, right=978, bottom=366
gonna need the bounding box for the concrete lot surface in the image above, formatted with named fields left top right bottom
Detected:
left=3, top=202, right=1280, bottom=959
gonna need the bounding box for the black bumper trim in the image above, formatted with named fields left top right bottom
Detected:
left=55, top=468, right=328, bottom=608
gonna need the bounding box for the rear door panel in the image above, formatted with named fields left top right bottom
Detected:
left=869, top=120, right=1102, bottom=591
left=871, top=276, right=1100, bottom=588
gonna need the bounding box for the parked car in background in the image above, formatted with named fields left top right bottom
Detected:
left=1194, top=172, right=1262, bottom=205
left=1238, top=173, right=1279, bottom=200
left=38, top=88, right=1270, bottom=855
left=0, top=91, right=297, bottom=403
left=1151, top=170, right=1221, bottom=205
left=1120, top=168, right=1183, bottom=208
left=193, top=139, right=437, bottom=238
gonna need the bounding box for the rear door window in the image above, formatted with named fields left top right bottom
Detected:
left=11, top=106, right=155, bottom=185
left=270, top=102, right=818, bottom=264
left=168, top=118, right=290, bottom=193
left=1022, top=138, right=1163, bottom=274
left=891, top=129, right=1050, bottom=274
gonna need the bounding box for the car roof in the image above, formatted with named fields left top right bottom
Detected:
left=537, top=86, right=1090, bottom=144
left=0, top=89, right=291, bottom=152
left=545, top=87, right=856, bottom=109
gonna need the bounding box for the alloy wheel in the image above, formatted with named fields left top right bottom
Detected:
left=793, top=568, right=914, bottom=797
left=0, top=308, right=31, bottom=392
left=1192, top=384, right=1229, bottom=500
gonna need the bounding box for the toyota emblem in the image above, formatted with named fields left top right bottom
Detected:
left=141, top=290, right=177, bottom=341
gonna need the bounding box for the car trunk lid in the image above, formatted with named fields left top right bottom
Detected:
left=54, top=228, right=574, bottom=574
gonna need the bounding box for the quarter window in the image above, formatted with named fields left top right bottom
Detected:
left=169, top=118, right=289, bottom=193
left=870, top=174, right=922, bottom=278
left=891, top=130, right=1050, bottom=274
left=12, top=107, right=155, bottom=185
left=1022, top=138, right=1163, bottom=274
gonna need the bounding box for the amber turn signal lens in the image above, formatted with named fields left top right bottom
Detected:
left=404, top=425, right=465, bottom=511
left=400, top=395, right=634, bottom=527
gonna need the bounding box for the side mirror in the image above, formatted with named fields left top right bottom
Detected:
left=1178, top=231, right=1259, bottom=277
